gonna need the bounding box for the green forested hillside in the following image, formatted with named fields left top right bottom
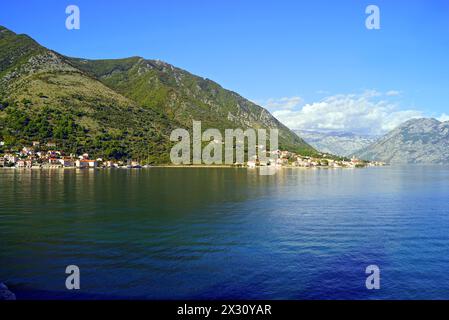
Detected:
left=68, top=57, right=314, bottom=154
left=0, top=25, right=316, bottom=163
left=0, top=26, right=180, bottom=163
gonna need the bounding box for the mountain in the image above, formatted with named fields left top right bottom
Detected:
left=354, top=118, right=449, bottom=164
left=0, top=26, right=177, bottom=163
left=0, top=25, right=315, bottom=163
left=295, top=130, right=378, bottom=157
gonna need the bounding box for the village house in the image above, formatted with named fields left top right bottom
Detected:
left=296, top=158, right=311, bottom=167
left=21, top=147, right=34, bottom=156
left=17, top=160, right=25, bottom=168
left=4, top=154, right=18, bottom=164
left=46, top=142, right=56, bottom=148
left=280, top=151, right=292, bottom=159
left=32, top=141, right=40, bottom=147
left=17, top=160, right=32, bottom=168
left=59, top=158, right=75, bottom=167
left=47, top=150, right=61, bottom=158
left=48, top=158, right=61, bottom=166
left=276, top=158, right=289, bottom=166
left=270, top=149, right=281, bottom=157
left=76, top=159, right=97, bottom=168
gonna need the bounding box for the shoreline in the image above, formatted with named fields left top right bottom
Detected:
left=0, top=164, right=385, bottom=170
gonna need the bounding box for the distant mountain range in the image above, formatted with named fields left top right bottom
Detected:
left=0, top=25, right=314, bottom=163
left=354, top=118, right=449, bottom=164
left=295, top=130, right=378, bottom=157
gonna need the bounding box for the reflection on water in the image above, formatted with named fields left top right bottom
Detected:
left=1, top=166, right=449, bottom=299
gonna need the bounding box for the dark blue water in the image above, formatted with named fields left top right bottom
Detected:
left=1, top=166, right=449, bottom=299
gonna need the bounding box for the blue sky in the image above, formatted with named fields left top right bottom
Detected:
left=1, top=0, right=449, bottom=134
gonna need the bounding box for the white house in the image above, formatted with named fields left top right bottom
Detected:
left=17, top=160, right=32, bottom=168
left=4, top=154, right=18, bottom=164
left=76, top=159, right=97, bottom=168
left=276, top=158, right=288, bottom=166
left=48, top=158, right=61, bottom=166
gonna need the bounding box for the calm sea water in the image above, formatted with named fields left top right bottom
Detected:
left=1, top=166, right=449, bottom=300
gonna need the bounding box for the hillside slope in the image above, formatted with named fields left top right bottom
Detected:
left=0, top=25, right=315, bottom=163
left=354, top=118, right=449, bottom=164
left=67, top=57, right=314, bottom=154
left=295, top=130, right=377, bottom=157
left=0, top=26, right=177, bottom=163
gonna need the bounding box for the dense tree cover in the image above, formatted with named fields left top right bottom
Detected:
left=2, top=104, right=81, bottom=141
left=0, top=99, right=174, bottom=164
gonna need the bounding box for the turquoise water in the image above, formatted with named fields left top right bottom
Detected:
left=1, top=166, right=449, bottom=299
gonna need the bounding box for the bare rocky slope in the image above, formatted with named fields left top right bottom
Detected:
left=354, top=118, right=449, bottom=164
left=295, top=130, right=377, bottom=157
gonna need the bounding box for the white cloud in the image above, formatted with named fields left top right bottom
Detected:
left=264, top=91, right=423, bottom=136
left=386, top=90, right=401, bottom=97
left=262, top=96, right=302, bottom=110
left=438, top=113, right=449, bottom=122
